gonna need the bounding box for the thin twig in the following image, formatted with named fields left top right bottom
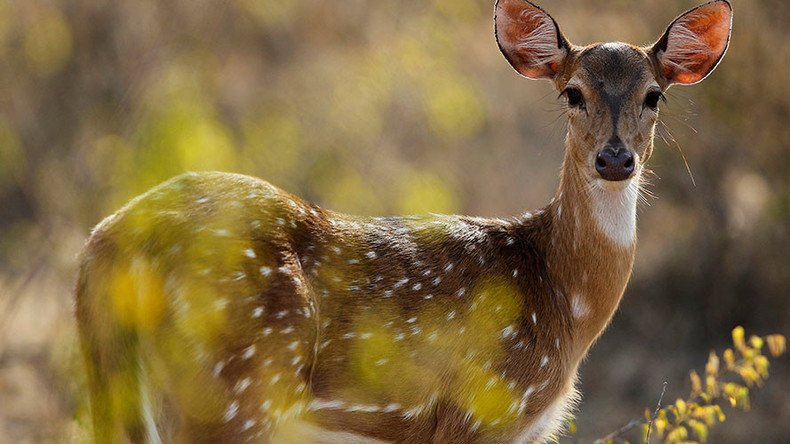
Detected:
left=646, top=381, right=668, bottom=444
left=592, top=419, right=643, bottom=444
left=593, top=381, right=669, bottom=444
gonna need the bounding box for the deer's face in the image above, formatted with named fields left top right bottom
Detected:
left=495, top=0, right=732, bottom=188
left=556, top=44, right=661, bottom=185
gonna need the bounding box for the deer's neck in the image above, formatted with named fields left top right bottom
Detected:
left=543, top=149, right=639, bottom=365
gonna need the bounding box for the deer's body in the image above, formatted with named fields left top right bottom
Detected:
left=76, top=1, right=732, bottom=442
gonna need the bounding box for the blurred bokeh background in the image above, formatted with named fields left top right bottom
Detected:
left=0, top=0, right=787, bottom=442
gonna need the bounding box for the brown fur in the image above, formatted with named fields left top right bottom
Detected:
left=76, top=1, right=732, bottom=443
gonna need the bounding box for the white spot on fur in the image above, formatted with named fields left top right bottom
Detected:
left=242, top=345, right=256, bottom=360
left=346, top=404, right=382, bottom=413
left=571, top=293, right=591, bottom=320
left=308, top=399, right=345, bottom=410
left=214, top=298, right=229, bottom=310
left=212, top=360, right=225, bottom=377
left=235, top=377, right=252, bottom=393
left=224, top=401, right=239, bottom=422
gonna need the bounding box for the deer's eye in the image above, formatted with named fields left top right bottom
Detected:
left=563, top=87, right=585, bottom=110
left=644, top=90, right=665, bottom=110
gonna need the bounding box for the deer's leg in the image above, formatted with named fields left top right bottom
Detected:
left=155, top=247, right=319, bottom=442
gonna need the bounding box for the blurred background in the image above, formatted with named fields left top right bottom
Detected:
left=0, top=0, right=787, bottom=442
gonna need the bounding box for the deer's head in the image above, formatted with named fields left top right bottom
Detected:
left=495, top=0, right=732, bottom=187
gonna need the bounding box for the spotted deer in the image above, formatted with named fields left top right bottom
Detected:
left=76, top=1, right=732, bottom=442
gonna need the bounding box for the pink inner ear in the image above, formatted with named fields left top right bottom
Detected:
left=495, top=0, right=565, bottom=79
left=662, top=2, right=732, bottom=84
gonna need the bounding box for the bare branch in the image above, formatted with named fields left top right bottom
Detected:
left=646, top=381, right=668, bottom=444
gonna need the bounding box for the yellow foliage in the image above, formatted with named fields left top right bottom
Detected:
left=397, top=171, right=459, bottom=215
left=151, top=333, right=226, bottom=422
left=665, top=425, right=688, bottom=442
left=586, top=327, right=785, bottom=443
left=108, top=259, right=166, bottom=331
left=108, top=369, right=140, bottom=426
left=240, top=0, right=299, bottom=27
left=243, top=111, right=302, bottom=179
left=704, top=352, right=718, bottom=376
left=687, top=418, right=708, bottom=441
left=424, top=78, right=485, bottom=140
left=451, top=361, right=519, bottom=427
left=320, top=171, right=384, bottom=215
left=346, top=306, right=440, bottom=407
left=689, top=371, right=702, bottom=395
left=722, top=348, right=735, bottom=370
left=432, top=0, right=481, bottom=22
left=466, top=277, right=523, bottom=347
left=766, top=335, right=787, bottom=357
left=172, top=280, right=229, bottom=346
left=674, top=399, right=687, bottom=418
left=731, top=326, right=746, bottom=350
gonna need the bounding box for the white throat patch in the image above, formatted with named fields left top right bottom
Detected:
left=590, top=173, right=639, bottom=247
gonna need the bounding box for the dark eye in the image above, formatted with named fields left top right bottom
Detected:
left=644, top=90, right=665, bottom=110
left=563, top=87, right=585, bottom=110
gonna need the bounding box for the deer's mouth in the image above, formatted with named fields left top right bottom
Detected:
left=593, top=165, right=641, bottom=192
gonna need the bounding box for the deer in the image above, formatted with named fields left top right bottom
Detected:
left=75, top=1, right=733, bottom=442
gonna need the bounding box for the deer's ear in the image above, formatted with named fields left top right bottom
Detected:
left=651, top=0, right=732, bottom=85
left=495, top=0, right=569, bottom=80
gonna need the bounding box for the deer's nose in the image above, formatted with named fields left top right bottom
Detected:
left=595, top=146, right=635, bottom=181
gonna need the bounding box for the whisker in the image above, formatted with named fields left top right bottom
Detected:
left=659, top=120, right=696, bottom=187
